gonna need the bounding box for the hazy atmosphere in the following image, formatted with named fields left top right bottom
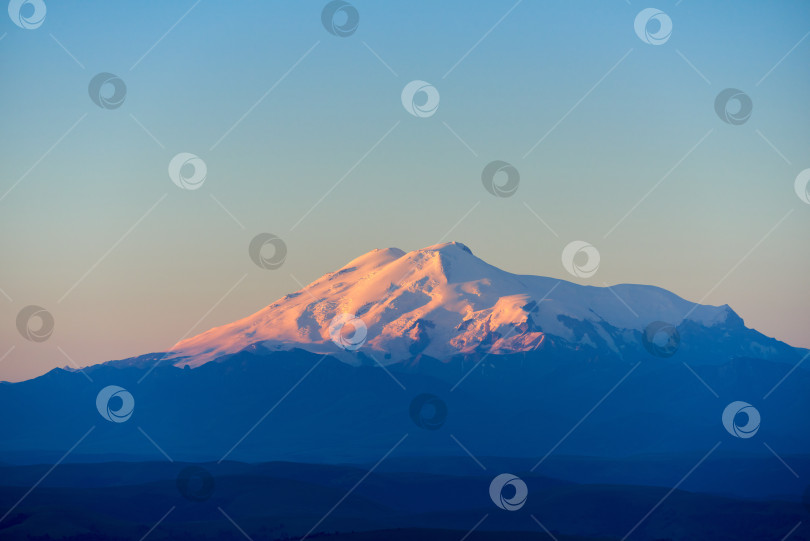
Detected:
left=2, top=3, right=810, bottom=540
left=2, top=0, right=809, bottom=383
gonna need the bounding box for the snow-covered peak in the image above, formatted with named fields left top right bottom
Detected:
left=169, top=242, right=732, bottom=367
left=337, top=246, right=406, bottom=273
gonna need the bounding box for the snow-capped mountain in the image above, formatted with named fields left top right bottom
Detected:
left=168, top=242, right=788, bottom=367
left=4, top=243, right=808, bottom=466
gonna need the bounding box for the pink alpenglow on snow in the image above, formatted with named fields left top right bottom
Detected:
left=168, top=242, right=730, bottom=367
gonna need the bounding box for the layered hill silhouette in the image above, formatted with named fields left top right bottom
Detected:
left=1, top=460, right=807, bottom=541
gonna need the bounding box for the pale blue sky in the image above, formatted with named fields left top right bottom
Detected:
left=1, top=0, right=809, bottom=381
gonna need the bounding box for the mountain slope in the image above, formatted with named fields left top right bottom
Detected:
left=168, top=242, right=797, bottom=367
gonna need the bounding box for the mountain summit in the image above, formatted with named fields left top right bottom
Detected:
left=168, top=242, right=789, bottom=368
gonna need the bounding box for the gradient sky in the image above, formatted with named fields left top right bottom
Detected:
left=1, top=0, right=809, bottom=382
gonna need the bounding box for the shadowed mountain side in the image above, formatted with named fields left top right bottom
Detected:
left=0, top=350, right=807, bottom=490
